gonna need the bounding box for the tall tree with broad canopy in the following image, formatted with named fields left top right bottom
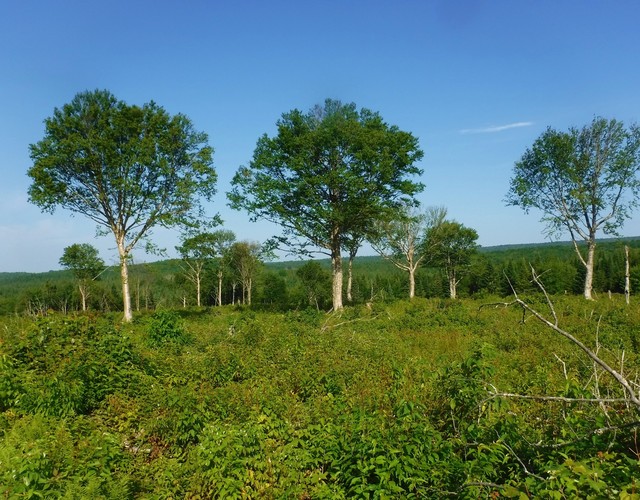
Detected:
left=424, top=220, right=478, bottom=299
left=371, top=204, right=447, bottom=299
left=28, top=89, right=216, bottom=321
left=228, top=99, right=424, bottom=310
left=59, top=243, right=105, bottom=311
left=506, top=117, right=640, bottom=300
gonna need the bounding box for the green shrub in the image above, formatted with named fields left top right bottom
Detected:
left=147, top=310, right=191, bottom=346
left=0, top=415, right=131, bottom=499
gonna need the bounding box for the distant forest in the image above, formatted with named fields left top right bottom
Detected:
left=1, top=238, right=639, bottom=316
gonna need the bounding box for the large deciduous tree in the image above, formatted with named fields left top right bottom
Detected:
left=228, top=99, right=423, bottom=311
left=28, top=90, right=216, bottom=321
left=507, top=117, right=640, bottom=300
left=59, top=243, right=105, bottom=311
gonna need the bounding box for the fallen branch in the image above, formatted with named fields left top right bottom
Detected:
left=482, top=267, right=640, bottom=411
left=487, top=390, right=630, bottom=405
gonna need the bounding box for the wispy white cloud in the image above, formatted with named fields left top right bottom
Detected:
left=460, top=121, right=534, bottom=134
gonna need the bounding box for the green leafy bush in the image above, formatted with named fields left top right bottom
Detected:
left=0, top=415, right=131, bottom=498
left=147, top=310, right=191, bottom=346
left=1, top=297, right=639, bottom=496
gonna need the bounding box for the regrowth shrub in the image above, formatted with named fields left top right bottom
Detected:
left=148, top=310, right=191, bottom=346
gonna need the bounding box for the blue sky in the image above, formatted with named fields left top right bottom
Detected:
left=1, top=0, right=639, bottom=272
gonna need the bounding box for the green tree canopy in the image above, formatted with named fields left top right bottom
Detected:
left=371, top=204, right=447, bottom=299
left=176, top=229, right=236, bottom=307
left=228, top=241, right=263, bottom=305
left=228, top=98, right=423, bottom=310
left=424, top=220, right=478, bottom=299
left=296, top=260, right=331, bottom=310
left=59, top=243, right=105, bottom=311
left=506, top=117, right=640, bottom=299
left=28, top=89, right=216, bottom=320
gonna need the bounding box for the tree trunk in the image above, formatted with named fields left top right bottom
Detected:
left=583, top=240, right=596, bottom=300
left=347, top=255, right=354, bottom=302
left=448, top=272, right=457, bottom=299
left=408, top=267, right=416, bottom=299
left=330, top=226, right=344, bottom=311
left=79, top=283, right=87, bottom=311
left=331, top=248, right=343, bottom=311
left=625, top=245, right=630, bottom=305
left=196, top=272, right=201, bottom=307
left=247, top=277, right=252, bottom=305
left=118, top=243, right=133, bottom=322
left=217, top=270, right=223, bottom=306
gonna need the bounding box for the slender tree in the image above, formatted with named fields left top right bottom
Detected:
left=228, top=241, right=262, bottom=305
left=211, top=230, right=236, bottom=306
left=228, top=99, right=423, bottom=310
left=424, top=220, right=478, bottom=299
left=28, top=90, right=216, bottom=320
left=296, top=260, right=331, bottom=310
left=176, top=233, right=213, bottom=307
left=344, top=231, right=366, bottom=303
left=507, top=117, right=640, bottom=300
left=624, top=245, right=631, bottom=305
left=176, top=230, right=235, bottom=307
left=371, top=204, right=446, bottom=299
left=59, top=243, right=104, bottom=311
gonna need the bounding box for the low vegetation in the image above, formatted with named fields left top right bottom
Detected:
left=1, top=291, right=639, bottom=497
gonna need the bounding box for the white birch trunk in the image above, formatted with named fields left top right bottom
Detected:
left=196, top=273, right=201, bottom=307
left=331, top=250, right=343, bottom=311
left=625, top=245, right=630, bottom=305
left=330, top=226, right=344, bottom=311
left=118, top=239, right=133, bottom=322
left=583, top=240, right=596, bottom=300
left=79, top=284, right=87, bottom=312
left=347, top=255, right=354, bottom=302
left=408, top=267, right=416, bottom=299
left=449, top=273, right=457, bottom=299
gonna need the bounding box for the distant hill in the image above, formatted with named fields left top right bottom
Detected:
left=1, top=237, right=638, bottom=283
left=479, top=236, right=640, bottom=253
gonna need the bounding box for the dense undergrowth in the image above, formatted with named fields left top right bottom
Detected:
left=1, top=296, right=639, bottom=498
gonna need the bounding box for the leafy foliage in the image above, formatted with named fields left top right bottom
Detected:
left=147, top=310, right=191, bottom=346
left=28, top=89, right=216, bottom=320
left=229, top=98, right=424, bottom=309
left=507, top=117, right=640, bottom=298
left=2, top=297, right=639, bottom=497
left=424, top=219, right=479, bottom=298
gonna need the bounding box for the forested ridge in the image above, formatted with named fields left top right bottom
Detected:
left=2, top=238, right=639, bottom=317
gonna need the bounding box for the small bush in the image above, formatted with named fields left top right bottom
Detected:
left=148, top=310, right=191, bottom=346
